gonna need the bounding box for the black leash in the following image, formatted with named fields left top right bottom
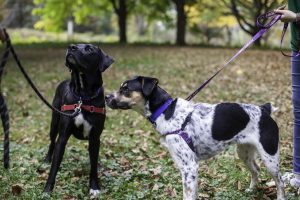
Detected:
left=0, top=29, right=10, bottom=169
left=2, top=29, right=80, bottom=118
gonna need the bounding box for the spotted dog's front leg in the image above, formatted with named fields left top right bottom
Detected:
left=164, top=135, right=198, bottom=200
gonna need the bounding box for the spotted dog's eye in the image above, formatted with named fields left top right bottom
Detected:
left=122, top=87, right=129, bottom=92
left=120, top=86, right=130, bottom=96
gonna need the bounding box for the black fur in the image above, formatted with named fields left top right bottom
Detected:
left=136, top=76, right=171, bottom=113
left=212, top=103, right=250, bottom=141
left=43, top=44, right=113, bottom=194
left=260, top=103, right=272, bottom=115
left=139, top=76, right=158, bottom=97
left=164, top=99, right=178, bottom=120
left=259, top=110, right=279, bottom=155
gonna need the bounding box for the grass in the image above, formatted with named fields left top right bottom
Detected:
left=0, top=43, right=299, bottom=199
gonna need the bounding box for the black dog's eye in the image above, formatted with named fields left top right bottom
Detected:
left=85, top=46, right=93, bottom=52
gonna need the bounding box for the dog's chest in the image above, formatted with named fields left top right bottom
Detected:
left=74, top=114, right=92, bottom=138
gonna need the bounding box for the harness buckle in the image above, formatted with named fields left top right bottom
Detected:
left=90, top=106, right=94, bottom=113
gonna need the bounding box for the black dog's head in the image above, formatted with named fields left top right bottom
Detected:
left=66, top=44, right=114, bottom=73
left=105, top=76, right=171, bottom=114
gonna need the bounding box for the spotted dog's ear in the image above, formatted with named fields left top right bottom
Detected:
left=138, top=76, right=159, bottom=97
left=99, top=49, right=114, bottom=72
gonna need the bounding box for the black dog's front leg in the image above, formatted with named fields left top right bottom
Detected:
left=44, top=133, right=71, bottom=193
left=88, top=134, right=100, bottom=196
left=44, top=111, right=60, bottom=163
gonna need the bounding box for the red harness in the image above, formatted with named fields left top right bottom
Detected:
left=61, top=104, right=105, bottom=114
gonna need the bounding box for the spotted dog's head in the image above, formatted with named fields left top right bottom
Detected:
left=105, top=76, right=171, bottom=115
left=66, top=44, right=114, bottom=73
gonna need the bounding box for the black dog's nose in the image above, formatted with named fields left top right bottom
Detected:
left=68, top=44, right=78, bottom=51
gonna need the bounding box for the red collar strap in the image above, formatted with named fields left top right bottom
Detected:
left=61, top=104, right=105, bottom=115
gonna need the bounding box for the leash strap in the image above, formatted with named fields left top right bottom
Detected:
left=280, top=22, right=300, bottom=57
left=0, top=35, right=10, bottom=78
left=164, top=112, right=195, bottom=152
left=166, top=130, right=195, bottom=151
left=2, top=29, right=81, bottom=118
left=186, top=12, right=282, bottom=101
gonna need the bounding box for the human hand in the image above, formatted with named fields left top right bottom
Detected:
left=274, top=9, right=297, bottom=23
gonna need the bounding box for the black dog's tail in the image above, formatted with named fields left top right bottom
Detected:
left=0, top=93, right=9, bottom=168
left=260, top=103, right=278, bottom=115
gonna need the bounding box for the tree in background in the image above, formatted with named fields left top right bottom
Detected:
left=132, top=0, right=172, bottom=37
left=188, top=0, right=236, bottom=45
left=33, top=0, right=136, bottom=43
left=109, top=0, right=135, bottom=43
left=0, top=0, right=4, bottom=22
left=221, top=0, right=280, bottom=46
left=1, top=0, right=36, bottom=28
left=171, top=0, right=197, bottom=46
left=32, top=0, right=104, bottom=32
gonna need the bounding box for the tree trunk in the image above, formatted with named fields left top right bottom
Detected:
left=175, top=0, right=186, bottom=46
left=254, top=38, right=261, bottom=46
left=135, top=15, right=147, bottom=36
left=118, top=0, right=127, bottom=43
left=225, top=25, right=232, bottom=46
left=252, top=26, right=261, bottom=46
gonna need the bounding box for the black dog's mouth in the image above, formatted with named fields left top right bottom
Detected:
left=66, top=54, right=76, bottom=65
left=65, top=52, right=86, bottom=71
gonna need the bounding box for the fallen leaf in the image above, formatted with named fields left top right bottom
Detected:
left=12, top=184, right=23, bottom=196
left=152, top=184, right=159, bottom=191
left=237, top=181, right=241, bottom=190
left=164, top=186, right=177, bottom=198
left=120, top=157, right=130, bottom=167
left=199, top=193, right=210, bottom=198
left=150, top=166, right=162, bottom=176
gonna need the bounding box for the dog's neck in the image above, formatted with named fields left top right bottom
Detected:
left=145, top=86, right=172, bottom=116
left=70, top=70, right=103, bottom=97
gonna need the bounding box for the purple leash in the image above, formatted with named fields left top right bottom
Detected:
left=186, top=11, right=283, bottom=101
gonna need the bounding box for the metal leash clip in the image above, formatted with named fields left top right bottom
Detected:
left=75, top=99, right=83, bottom=113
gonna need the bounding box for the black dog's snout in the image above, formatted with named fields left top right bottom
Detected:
left=68, top=44, right=78, bottom=51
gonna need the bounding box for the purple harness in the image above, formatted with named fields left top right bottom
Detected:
left=149, top=99, right=195, bottom=152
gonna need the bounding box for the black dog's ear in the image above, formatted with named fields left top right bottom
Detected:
left=138, top=76, right=159, bottom=97
left=99, top=50, right=114, bottom=72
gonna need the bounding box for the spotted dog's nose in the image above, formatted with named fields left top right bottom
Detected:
left=105, top=93, right=118, bottom=108
left=105, top=94, right=113, bottom=101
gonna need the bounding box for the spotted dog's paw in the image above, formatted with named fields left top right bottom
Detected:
left=89, top=189, right=100, bottom=199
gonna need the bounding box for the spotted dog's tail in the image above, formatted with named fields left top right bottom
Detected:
left=260, top=103, right=278, bottom=115
left=0, top=93, right=9, bottom=168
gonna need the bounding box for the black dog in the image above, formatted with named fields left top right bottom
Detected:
left=43, top=44, right=113, bottom=197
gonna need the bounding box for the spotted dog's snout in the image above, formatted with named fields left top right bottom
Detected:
left=105, top=93, right=114, bottom=102
left=105, top=93, right=118, bottom=109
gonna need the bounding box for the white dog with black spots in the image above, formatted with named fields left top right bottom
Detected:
left=105, top=76, right=285, bottom=200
